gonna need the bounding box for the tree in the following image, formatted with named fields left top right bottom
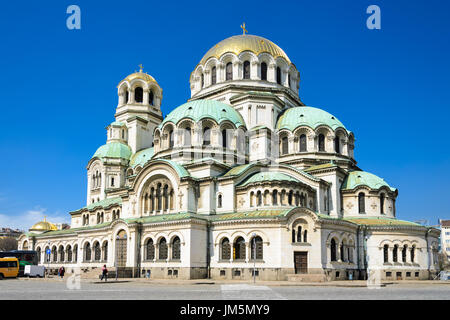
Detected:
left=438, top=252, right=450, bottom=271
left=0, top=237, right=18, bottom=251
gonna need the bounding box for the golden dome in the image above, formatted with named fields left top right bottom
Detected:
left=118, top=67, right=159, bottom=87
left=199, top=34, right=291, bottom=65
left=29, top=219, right=58, bottom=232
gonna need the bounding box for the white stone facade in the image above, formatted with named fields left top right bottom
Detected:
left=19, top=34, right=440, bottom=281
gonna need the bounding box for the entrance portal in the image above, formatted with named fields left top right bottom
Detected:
left=294, top=252, right=308, bottom=274
left=115, top=230, right=127, bottom=267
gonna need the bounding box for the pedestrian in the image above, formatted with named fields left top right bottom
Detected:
left=58, top=267, right=61, bottom=278
left=60, top=266, right=65, bottom=279
left=100, top=264, right=108, bottom=282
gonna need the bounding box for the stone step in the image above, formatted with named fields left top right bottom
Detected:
left=286, top=273, right=327, bottom=282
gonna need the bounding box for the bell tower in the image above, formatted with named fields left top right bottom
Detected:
left=115, top=66, right=163, bottom=153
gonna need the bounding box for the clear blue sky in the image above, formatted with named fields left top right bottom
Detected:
left=0, top=0, right=449, bottom=229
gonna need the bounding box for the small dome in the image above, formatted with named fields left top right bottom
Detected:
left=129, top=147, right=154, bottom=168
left=118, top=70, right=158, bottom=87
left=158, top=99, right=246, bottom=129
left=29, top=220, right=58, bottom=232
left=276, top=107, right=348, bottom=132
left=199, top=34, right=291, bottom=65
left=342, top=171, right=396, bottom=192
left=238, top=171, right=299, bottom=187
left=92, top=142, right=132, bottom=160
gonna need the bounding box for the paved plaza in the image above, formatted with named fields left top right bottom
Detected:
left=0, top=278, right=449, bottom=300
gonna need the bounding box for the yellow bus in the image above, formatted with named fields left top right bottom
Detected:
left=0, top=257, right=20, bottom=279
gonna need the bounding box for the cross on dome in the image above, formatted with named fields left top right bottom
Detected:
left=240, top=22, right=247, bottom=35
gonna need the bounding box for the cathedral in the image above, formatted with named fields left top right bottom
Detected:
left=19, top=31, right=440, bottom=281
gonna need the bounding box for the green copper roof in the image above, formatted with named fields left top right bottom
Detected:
left=92, top=142, right=132, bottom=160
left=211, top=209, right=295, bottom=221
left=276, top=106, right=348, bottom=132
left=129, top=147, right=154, bottom=168
left=158, top=99, right=246, bottom=129
left=109, top=121, right=126, bottom=128
left=342, top=171, right=396, bottom=192
left=153, top=159, right=191, bottom=178
left=238, top=171, right=299, bottom=187
left=223, top=163, right=255, bottom=177
left=344, top=217, right=421, bottom=227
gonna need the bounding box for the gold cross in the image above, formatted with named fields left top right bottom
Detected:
left=138, top=64, right=143, bottom=72
left=240, top=22, right=247, bottom=35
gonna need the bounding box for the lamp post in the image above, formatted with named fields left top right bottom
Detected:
left=252, top=232, right=256, bottom=284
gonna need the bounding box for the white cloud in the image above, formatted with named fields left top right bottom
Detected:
left=0, top=207, right=70, bottom=231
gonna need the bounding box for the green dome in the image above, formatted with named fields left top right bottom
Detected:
left=158, top=99, right=246, bottom=129
left=92, top=142, right=132, bottom=160
left=129, top=147, right=154, bottom=168
left=238, top=171, right=299, bottom=187
left=276, top=106, right=348, bottom=132
left=342, top=171, right=396, bottom=192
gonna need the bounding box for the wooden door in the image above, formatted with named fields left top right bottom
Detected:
left=294, top=252, right=308, bottom=274
left=115, top=230, right=127, bottom=267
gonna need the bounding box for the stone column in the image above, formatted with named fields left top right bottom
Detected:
left=251, top=61, right=259, bottom=80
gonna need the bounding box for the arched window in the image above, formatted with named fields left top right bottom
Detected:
left=243, top=61, right=250, bottom=79
left=340, top=243, right=345, bottom=261
left=296, top=226, right=302, bottom=242
left=383, top=245, right=389, bottom=263
left=172, top=237, right=181, bottom=260
left=201, top=73, right=204, bottom=88
left=261, top=62, right=267, bottom=80
left=276, top=67, right=281, bottom=84
left=163, top=185, right=169, bottom=211
left=94, top=242, right=101, bottom=261
left=159, top=238, right=168, bottom=260
left=85, top=243, right=91, bottom=262
left=393, top=245, right=398, bottom=262
left=221, top=238, right=231, bottom=260
left=288, top=74, right=291, bottom=88
left=218, top=194, right=222, bottom=208
left=250, top=191, right=254, bottom=207
left=36, top=248, right=41, bottom=264
left=256, top=191, right=262, bottom=206
left=102, top=242, right=108, bottom=261
left=380, top=193, right=385, bottom=214
left=149, top=91, right=154, bottom=105
left=318, top=134, right=325, bottom=151
left=73, top=245, right=78, bottom=262
left=184, top=127, right=191, bottom=146
left=156, top=184, right=162, bottom=211
left=59, top=246, right=64, bottom=262
left=211, top=66, right=216, bottom=85
left=330, top=239, right=337, bottom=262
left=234, top=237, right=246, bottom=260
left=169, top=130, right=174, bottom=148
left=125, top=91, right=129, bottom=104
left=358, top=193, right=365, bottom=213
left=222, top=129, right=227, bottom=148
left=292, top=229, right=296, bottom=243
left=146, top=239, right=154, bottom=260
left=203, top=127, right=211, bottom=146
left=272, top=190, right=278, bottom=205
left=52, top=246, right=57, bottom=262
left=281, top=136, right=288, bottom=155
left=299, top=134, right=307, bottom=152
left=251, top=236, right=263, bottom=260
left=303, top=230, right=308, bottom=243
left=288, top=190, right=293, bottom=205
left=226, top=62, right=233, bottom=80
left=402, top=245, right=407, bottom=263
left=411, top=246, right=415, bottom=263
left=135, top=87, right=143, bottom=103
left=334, top=137, right=340, bottom=153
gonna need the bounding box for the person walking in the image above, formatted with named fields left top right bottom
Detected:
left=100, top=264, right=108, bottom=282
left=60, top=266, right=65, bottom=279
